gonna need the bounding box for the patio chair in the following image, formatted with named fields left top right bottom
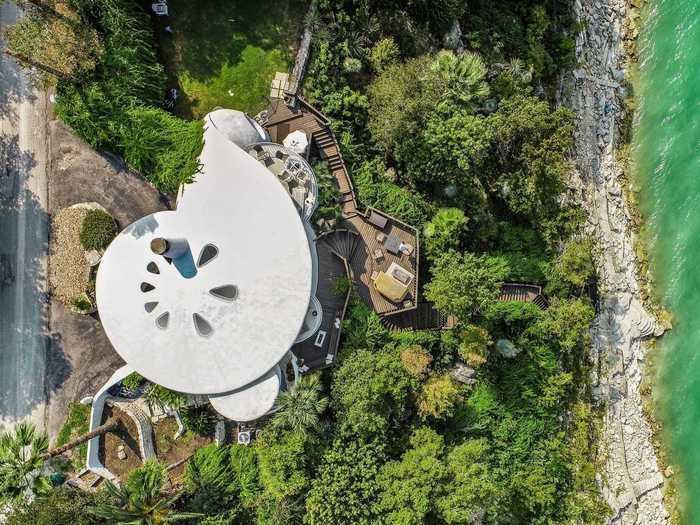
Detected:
left=376, top=232, right=387, bottom=243
left=372, top=248, right=384, bottom=262
left=399, top=242, right=414, bottom=256
left=366, top=209, right=388, bottom=230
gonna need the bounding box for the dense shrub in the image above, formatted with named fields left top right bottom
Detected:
left=181, top=405, right=218, bottom=436
left=79, top=209, right=116, bottom=250
left=4, top=486, right=103, bottom=525
left=353, top=158, right=432, bottom=227
left=142, top=383, right=187, bottom=412
left=121, top=372, right=145, bottom=391
left=54, top=0, right=203, bottom=192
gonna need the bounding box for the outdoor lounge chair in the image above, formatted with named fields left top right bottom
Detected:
left=373, top=271, right=410, bottom=302
left=367, top=210, right=388, bottom=230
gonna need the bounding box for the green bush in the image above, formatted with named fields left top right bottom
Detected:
left=368, top=38, right=400, bottom=72
left=70, top=295, right=93, bottom=313
left=353, top=158, right=432, bottom=227
left=79, top=209, right=116, bottom=250
left=333, top=276, right=350, bottom=297
left=54, top=0, right=203, bottom=193
left=181, top=405, right=218, bottom=436
left=143, top=383, right=187, bottom=411
left=122, top=372, right=145, bottom=391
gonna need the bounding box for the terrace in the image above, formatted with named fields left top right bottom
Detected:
left=262, top=98, right=420, bottom=318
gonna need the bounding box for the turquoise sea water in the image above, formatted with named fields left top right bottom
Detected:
left=635, top=0, right=700, bottom=521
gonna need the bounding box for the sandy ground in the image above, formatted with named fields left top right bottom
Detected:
left=0, top=0, right=50, bottom=432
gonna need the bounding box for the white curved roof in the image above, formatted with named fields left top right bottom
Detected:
left=208, top=365, right=281, bottom=421
left=96, top=118, right=312, bottom=395
left=207, top=109, right=269, bottom=147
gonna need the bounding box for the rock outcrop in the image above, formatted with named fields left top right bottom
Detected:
left=564, top=0, right=668, bottom=523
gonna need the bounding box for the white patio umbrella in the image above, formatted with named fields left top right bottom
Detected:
left=282, top=130, right=309, bottom=155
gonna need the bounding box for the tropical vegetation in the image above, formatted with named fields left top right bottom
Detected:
left=0, top=0, right=608, bottom=522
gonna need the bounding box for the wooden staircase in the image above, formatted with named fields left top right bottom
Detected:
left=311, top=127, right=357, bottom=217
left=320, top=229, right=359, bottom=263
left=499, top=283, right=549, bottom=309
left=381, top=302, right=456, bottom=332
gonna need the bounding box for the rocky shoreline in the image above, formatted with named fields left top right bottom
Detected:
left=564, top=0, right=668, bottom=523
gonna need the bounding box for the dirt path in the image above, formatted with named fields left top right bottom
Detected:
left=0, top=0, right=50, bottom=432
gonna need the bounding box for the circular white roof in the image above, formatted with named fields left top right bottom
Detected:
left=96, top=121, right=312, bottom=394
left=209, top=365, right=281, bottom=421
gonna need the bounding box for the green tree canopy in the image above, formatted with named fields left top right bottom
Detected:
left=305, top=440, right=385, bottom=525
left=423, top=208, right=469, bottom=261
left=437, top=438, right=500, bottom=524
left=399, top=345, right=433, bottom=378
left=270, top=374, right=329, bottom=436
left=331, top=348, right=418, bottom=437
left=90, top=459, right=199, bottom=524
left=375, top=427, right=446, bottom=524
left=0, top=422, right=50, bottom=502
left=426, top=252, right=509, bottom=322
left=417, top=374, right=462, bottom=420
left=458, top=324, right=493, bottom=367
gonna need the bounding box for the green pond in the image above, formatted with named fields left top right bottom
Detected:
left=634, top=0, right=700, bottom=521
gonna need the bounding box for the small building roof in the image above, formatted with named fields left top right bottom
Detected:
left=208, top=365, right=282, bottom=421
left=207, top=109, right=269, bottom=148
left=96, top=118, right=312, bottom=395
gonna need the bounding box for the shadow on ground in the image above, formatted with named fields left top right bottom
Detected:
left=46, top=121, right=171, bottom=440
left=0, top=134, right=53, bottom=426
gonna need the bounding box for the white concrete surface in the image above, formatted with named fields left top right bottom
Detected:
left=0, top=0, right=49, bottom=432
left=86, top=364, right=133, bottom=482
left=207, top=109, right=269, bottom=147
left=96, top=117, right=313, bottom=397
left=208, top=365, right=281, bottom=421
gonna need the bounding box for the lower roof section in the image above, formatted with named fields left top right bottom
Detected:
left=208, top=365, right=282, bottom=421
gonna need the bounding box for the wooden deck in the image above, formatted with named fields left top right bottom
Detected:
left=263, top=98, right=419, bottom=318
left=290, top=234, right=352, bottom=370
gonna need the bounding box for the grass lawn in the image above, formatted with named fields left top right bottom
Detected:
left=155, top=0, right=307, bottom=119
left=56, top=402, right=91, bottom=471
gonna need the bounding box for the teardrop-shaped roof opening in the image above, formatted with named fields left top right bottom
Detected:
left=210, top=285, right=237, bottom=301
left=155, top=312, right=169, bottom=329
left=197, top=244, right=218, bottom=268
left=193, top=313, right=213, bottom=337
left=144, top=301, right=158, bottom=313
left=140, top=282, right=155, bottom=292
left=147, top=262, right=160, bottom=274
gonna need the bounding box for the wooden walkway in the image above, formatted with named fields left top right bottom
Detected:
left=291, top=232, right=352, bottom=370
left=263, top=98, right=548, bottom=344
left=263, top=98, right=419, bottom=317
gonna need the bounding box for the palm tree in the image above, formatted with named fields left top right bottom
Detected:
left=431, top=50, right=490, bottom=105
left=89, top=459, right=200, bottom=524
left=270, top=374, right=328, bottom=435
left=503, top=58, right=533, bottom=84
left=0, top=418, right=120, bottom=502
left=0, top=421, right=50, bottom=501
